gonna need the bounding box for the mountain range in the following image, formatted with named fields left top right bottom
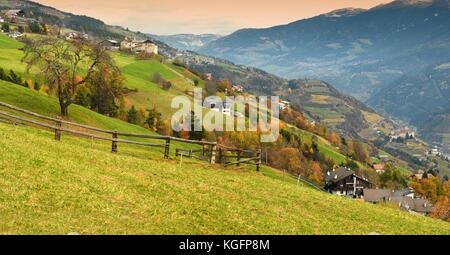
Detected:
left=155, top=0, right=450, bottom=147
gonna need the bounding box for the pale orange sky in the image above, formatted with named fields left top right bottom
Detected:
left=34, top=0, right=393, bottom=35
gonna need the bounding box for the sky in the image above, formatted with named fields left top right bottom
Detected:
left=33, top=0, right=393, bottom=35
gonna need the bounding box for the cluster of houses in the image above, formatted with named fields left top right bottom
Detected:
left=324, top=167, right=434, bottom=216
left=363, top=188, right=433, bottom=216
left=389, top=127, right=416, bottom=142
left=99, top=37, right=158, bottom=55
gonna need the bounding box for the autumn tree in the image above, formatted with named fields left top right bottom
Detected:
left=88, top=63, right=125, bottom=117
left=431, top=196, right=450, bottom=222
left=379, top=164, right=408, bottom=189
left=22, top=37, right=118, bottom=117
left=351, top=141, right=371, bottom=164
left=146, top=107, right=163, bottom=132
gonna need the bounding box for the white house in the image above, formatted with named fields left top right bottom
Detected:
left=278, top=100, right=291, bottom=110
left=204, top=98, right=232, bottom=116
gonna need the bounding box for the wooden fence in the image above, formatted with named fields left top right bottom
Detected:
left=217, top=145, right=262, bottom=172
left=0, top=101, right=261, bottom=170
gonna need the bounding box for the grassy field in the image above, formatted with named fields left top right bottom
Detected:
left=0, top=122, right=449, bottom=234
left=0, top=34, right=202, bottom=119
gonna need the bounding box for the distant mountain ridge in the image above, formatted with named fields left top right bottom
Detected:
left=196, top=0, right=450, bottom=146
left=148, top=34, right=222, bottom=51
left=199, top=0, right=450, bottom=98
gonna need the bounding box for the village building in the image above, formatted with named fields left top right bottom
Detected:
left=0, top=16, right=5, bottom=23
left=363, top=188, right=432, bottom=215
left=363, top=189, right=392, bottom=203
left=203, top=73, right=213, bottom=81
left=232, top=85, right=244, bottom=93
left=278, top=100, right=291, bottom=111
left=389, top=127, right=415, bottom=141
left=120, top=37, right=158, bottom=54
left=324, top=167, right=372, bottom=198
left=204, top=98, right=233, bottom=116
left=372, top=163, right=385, bottom=174
left=100, top=39, right=120, bottom=51
left=363, top=188, right=415, bottom=203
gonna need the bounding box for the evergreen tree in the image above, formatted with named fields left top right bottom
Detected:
left=127, top=106, right=138, bottom=124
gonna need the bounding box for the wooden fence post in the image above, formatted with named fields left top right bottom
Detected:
left=237, top=150, right=242, bottom=167
left=256, top=149, right=262, bottom=172
left=210, top=144, right=217, bottom=164
left=54, top=119, right=62, bottom=141
left=164, top=138, right=171, bottom=159
left=218, top=147, right=223, bottom=164
left=112, top=131, right=118, bottom=153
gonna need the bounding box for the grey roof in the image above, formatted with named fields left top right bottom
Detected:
left=392, top=188, right=414, bottom=198
left=363, top=189, right=392, bottom=203
left=5, top=9, right=24, bottom=15
left=390, top=197, right=433, bottom=214
left=391, top=196, right=415, bottom=211
left=325, top=167, right=355, bottom=183
left=413, top=199, right=433, bottom=214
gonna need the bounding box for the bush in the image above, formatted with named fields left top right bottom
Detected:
left=1, top=23, right=10, bottom=33
left=160, top=80, right=172, bottom=91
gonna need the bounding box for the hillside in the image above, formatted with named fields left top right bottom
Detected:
left=1, top=121, right=449, bottom=234
left=0, top=0, right=147, bottom=40
left=181, top=52, right=392, bottom=139
left=196, top=0, right=450, bottom=147
left=0, top=32, right=203, bottom=120
left=369, top=62, right=450, bottom=149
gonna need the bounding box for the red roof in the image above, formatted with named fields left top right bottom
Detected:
left=373, top=164, right=385, bottom=171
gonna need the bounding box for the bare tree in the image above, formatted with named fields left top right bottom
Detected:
left=22, top=37, right=119, bottom=117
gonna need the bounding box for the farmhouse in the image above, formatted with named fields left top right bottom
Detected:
left=120, top=37, right=158, bottom=54
left=324, top=167, right=372, bottom=198
left=100, top=39, right=120, bottom=51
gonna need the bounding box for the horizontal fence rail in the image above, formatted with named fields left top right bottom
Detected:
left=0, top=101, right=261, bottom=170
